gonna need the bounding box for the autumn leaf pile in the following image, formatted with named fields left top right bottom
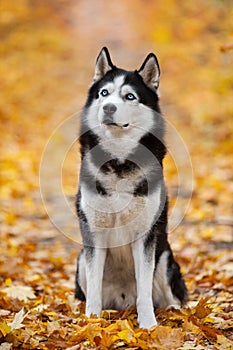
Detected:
left=0, top=1, right=233, bottom=349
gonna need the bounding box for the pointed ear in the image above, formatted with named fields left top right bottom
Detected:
left=93, top=47, right=114, bottom=82
left=138, top=53, right=160, bottom=89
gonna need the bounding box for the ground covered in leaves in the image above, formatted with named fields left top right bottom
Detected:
left=0, top=1, right=233, bottom=349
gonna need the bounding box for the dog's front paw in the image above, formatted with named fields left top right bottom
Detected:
left=139, top=315, right=158, bottom=329
left=85, top=303, right=101, bottom=318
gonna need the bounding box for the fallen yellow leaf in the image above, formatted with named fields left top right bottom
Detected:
left=151, top=326, right=184, bottom=350
left=2, top=285, right=36, bottom=302
left=0, top=321, right=11, bottom=337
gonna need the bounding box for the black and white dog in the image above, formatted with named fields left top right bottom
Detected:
left=75, top=47, right=187, bottom=328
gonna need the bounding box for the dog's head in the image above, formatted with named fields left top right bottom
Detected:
left=82, top=47, right=163, bottom=157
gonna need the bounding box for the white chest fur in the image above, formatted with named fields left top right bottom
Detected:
left=80, top=178, right=162, bottom=248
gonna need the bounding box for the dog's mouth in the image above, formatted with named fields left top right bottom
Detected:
left=102, top=122, right=129, bottom=129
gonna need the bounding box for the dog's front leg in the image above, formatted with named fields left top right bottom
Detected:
left=85, top=247, right=106, bottom=318
left=132, top=239, right=157, bottom=328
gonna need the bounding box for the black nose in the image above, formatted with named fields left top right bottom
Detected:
left=103, top=103, right=117, bottom=115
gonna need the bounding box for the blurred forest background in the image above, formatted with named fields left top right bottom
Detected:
left=0, top=0, right=233, bottom=349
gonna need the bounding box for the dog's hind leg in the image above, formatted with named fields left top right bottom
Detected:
left=132, top=238, right=157, bottom=328
left=85, top=247, right=107, bottom=318
left=153, top=249, right=187, bottom=309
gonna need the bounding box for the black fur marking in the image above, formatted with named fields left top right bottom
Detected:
left=167, top=250, right=188, bottom=305
left=84, top=131, right=165, bottom=182
left=139, top=132, right=166, bottom=166
left=85, top=68, right=127, bottom=107
left=86, top=141, right=140, bottom=177
left=85, top=245, right=95, bottom=259
left=100, top=159, right=139, bottom=177
left=75, top=191, right=95, bottom=251
left=134, top=178, right=148, bottom=196
left=96, top=180, right=108, bottom=195
left=85, top=67, right=161, bottom=112
left=75, top=254, right=86, bottom=301
left=75, top=281, right=86, bottom=301
left=154, top=197, right=169, bottom=264
left=141, top=194, right=169, bottom=264
left=84, top=129, right=166, bottom=171
left=80, top=163, right=108, bottom=196
left=124, top=72, right=160, bottom=110
left=121, top=293, right=125, bottom=300
left=134, top=170, right=164, bottom=197
left=79, top=129, right=99, bottom=160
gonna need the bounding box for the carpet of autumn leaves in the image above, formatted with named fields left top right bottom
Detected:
left=1, top=0, right=233, bottom=349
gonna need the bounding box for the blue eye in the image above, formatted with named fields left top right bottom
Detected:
left=125, top=93, right=136, bottom=101
left=100, top=89, right=109, bottom=97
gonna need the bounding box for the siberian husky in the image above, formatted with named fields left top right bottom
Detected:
left=75, top=47, right=187, bottom=328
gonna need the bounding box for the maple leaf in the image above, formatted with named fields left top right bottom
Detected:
left=8, top=307, right=27, bottom=330
left=151, top=326, right=184, bottom=350
left=194, top=298, right=212, bottom=319
left=47, top=320, right=61, bottom=336
left=1, top=286, right=36, bottom=302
